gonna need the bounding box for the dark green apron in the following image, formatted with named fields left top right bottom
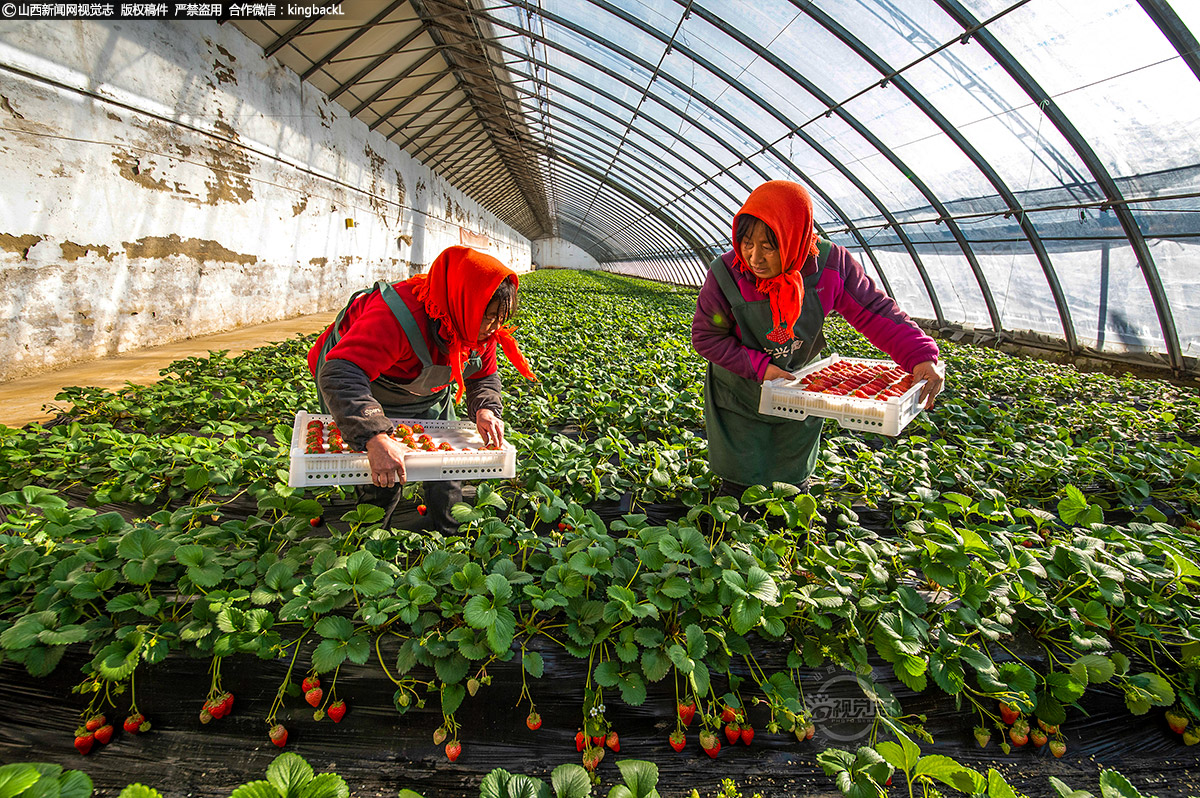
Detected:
left=315, top=280, right=483, bottom=422
left=704, top=240, right=832, bottom=486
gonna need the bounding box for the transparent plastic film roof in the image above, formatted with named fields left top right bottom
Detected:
left=235, top=0, right=1200, bottom=376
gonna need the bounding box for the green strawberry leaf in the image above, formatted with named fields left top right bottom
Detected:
left=549, top=764, right=590, bottom=798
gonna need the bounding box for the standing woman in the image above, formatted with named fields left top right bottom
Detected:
left=308, top=245, right=536, bottom=532
left=692, top=180, right=945, bottom=496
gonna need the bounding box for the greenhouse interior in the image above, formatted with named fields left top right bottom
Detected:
left=1, top=1, right=1199, bottom=796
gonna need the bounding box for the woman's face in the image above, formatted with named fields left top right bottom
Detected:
left=478, top=297, right=504, bottom=342
left=739, top=218, right=783, bottom=279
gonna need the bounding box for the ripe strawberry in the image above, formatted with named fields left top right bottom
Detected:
left=526, top=711, right=541, bottom=731
left=557, top=522, right=568, bottom=531
left=677, top=700, right=696, bottom=726
left=85, top=715, right=106, bottom=732
left=305, top=687, right=323, bottom=707
left=417, top=504, right=427, bottom=515
left=1029, top=728, right=1047, bottom=747
left=328, top=700, right=346, bottom=723
left=1166, top=709, right=1189, bottom=734
left=592, top=735, right=605, bottom=747
left=123, top=713, right=145, bottom=734
left=445, top=740, right=461, bottom=762
left=74, top=732, right=94, bottom=755
left=999, top=703, right=1020, bottom=725
left=1037, top=718, right=1059, bottom=734
left=575, top=731, right=585, bottom=752
left=724, top=722, right=740, bottom=745
left=669, top=729, right=686, bottom=752
left=699, top=729, right=721, bottom=759
left=93, top=724, right=114, bottom=745
left=269, top=724, right=288, bottom=747
left=606, top=731, right=619, bottom=752
left=310, top=517, right=322, bottom=527
left=302, top=675, right=321, bottom=692
left=721, top=705, right=737, bottom=724
left=205, top=697, right=224, bottom=720
left=1049, top=739, right=1067, bottom=758
left=220, top=692, right=234, bottom=716
left=973, top=726, right=991, bottom=748
left=740, top=724, right=754, bottom=745
left=1009, top=726, right=1028, bottom=747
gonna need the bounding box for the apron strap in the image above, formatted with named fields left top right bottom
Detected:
left=709, top=254, right=745, bottom=311
left=375, top=280, right=433, bottom=367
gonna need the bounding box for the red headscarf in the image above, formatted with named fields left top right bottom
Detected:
left=407, top=246, right=536, bottom=401
left=731, top=180, right=821, bottom=344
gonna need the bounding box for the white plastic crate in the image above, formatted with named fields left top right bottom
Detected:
left=287, top=411, right=516, bottom=487
left=757, top=355, right=927, bottom=436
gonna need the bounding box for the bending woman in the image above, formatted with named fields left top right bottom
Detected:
left=308, top=245, right=535, bottom=532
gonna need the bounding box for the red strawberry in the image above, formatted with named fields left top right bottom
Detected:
left=328, top=700, right=346, bottom=723
left=720, top=705, right=737, bottom=724
left=310, top=517, right=322, bottom=527
left=740, top=724, right=755, bottom=745
left=999, top=703, right=1020, bottom=725
left=302, top=675, right=321, bottom=692
left=1008, top=727, right=1028, bottom=747
left=123, top=713, right=145, bottom=734
left=445, top=740, right=461, bottom=762
left=699, top=729, right=720, bottom=759
left=522, top=710, right=541, bottom=731
left=1037, top=718, right=1059, bottom=734
left=677, top=701, right=696, bottom=726
left=1030, top=728, right=1047, bottom=747
left=724, top=722, right=740, bottom=745
left=606, top=731, right=619, bottom=752
left=592, top=735, right=605, bottom=747
left=575, top=731, right=585, bottom=752
left=1049, top=739, right=1067, bottom=758
left=85, top=714, right=106, bottom=732
left=269, top=724, right=288, bottom=747
left=220, top=692, right=234, bottom=716
left=74, top=732, right=94, bottom=755
left=305, top=687, right=323, bottom=707
left=417, top=504, right=427, bottom=515
left=669, top=729, right=686, bottom=752
left=1167, top=709, right=1189, bottom=735
left=93, top=724, right=114, bottom=745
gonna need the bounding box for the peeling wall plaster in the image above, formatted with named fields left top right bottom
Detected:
left=0, top=20, right=531, bottom=382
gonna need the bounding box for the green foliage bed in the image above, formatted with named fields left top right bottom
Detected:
left=1, top=269, right=1199, bottom=796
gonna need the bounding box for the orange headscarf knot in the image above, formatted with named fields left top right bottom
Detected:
left=408, top=246, right=536, bottom=401
left=731, top=180, right=821, bottom=343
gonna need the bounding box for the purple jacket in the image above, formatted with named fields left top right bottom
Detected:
left=692, top=245, right=939, bottom=381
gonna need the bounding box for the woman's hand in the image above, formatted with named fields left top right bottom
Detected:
left=366, top=433, right=408, bottom=487
left=912, top=360, right=945, bottom=409
left=476, top=408, right=505, bottom=447
left=762, top=364, right=796, bottom=383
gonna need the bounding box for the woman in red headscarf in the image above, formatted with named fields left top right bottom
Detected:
left=692, top=181, right=944, bottom=495
left=308, top=246, right=536, bottom=532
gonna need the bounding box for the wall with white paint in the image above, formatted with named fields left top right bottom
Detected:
left=0, top=20, right=531, bottom=382
left=531, top=237, right=600, bottom=271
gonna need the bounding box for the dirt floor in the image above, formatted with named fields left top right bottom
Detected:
left=0, top=312, right=335, bottom=428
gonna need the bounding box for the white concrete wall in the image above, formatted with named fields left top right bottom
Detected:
left=0, top=20, right=531, bottom=382
left=532, top=237, right=600, bottom=271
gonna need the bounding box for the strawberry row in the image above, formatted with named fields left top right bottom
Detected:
left=799, top=360, right=915, bottom=400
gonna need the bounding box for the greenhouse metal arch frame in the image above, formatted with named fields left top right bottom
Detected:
left=234, top=0, right=1200, bottom=377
